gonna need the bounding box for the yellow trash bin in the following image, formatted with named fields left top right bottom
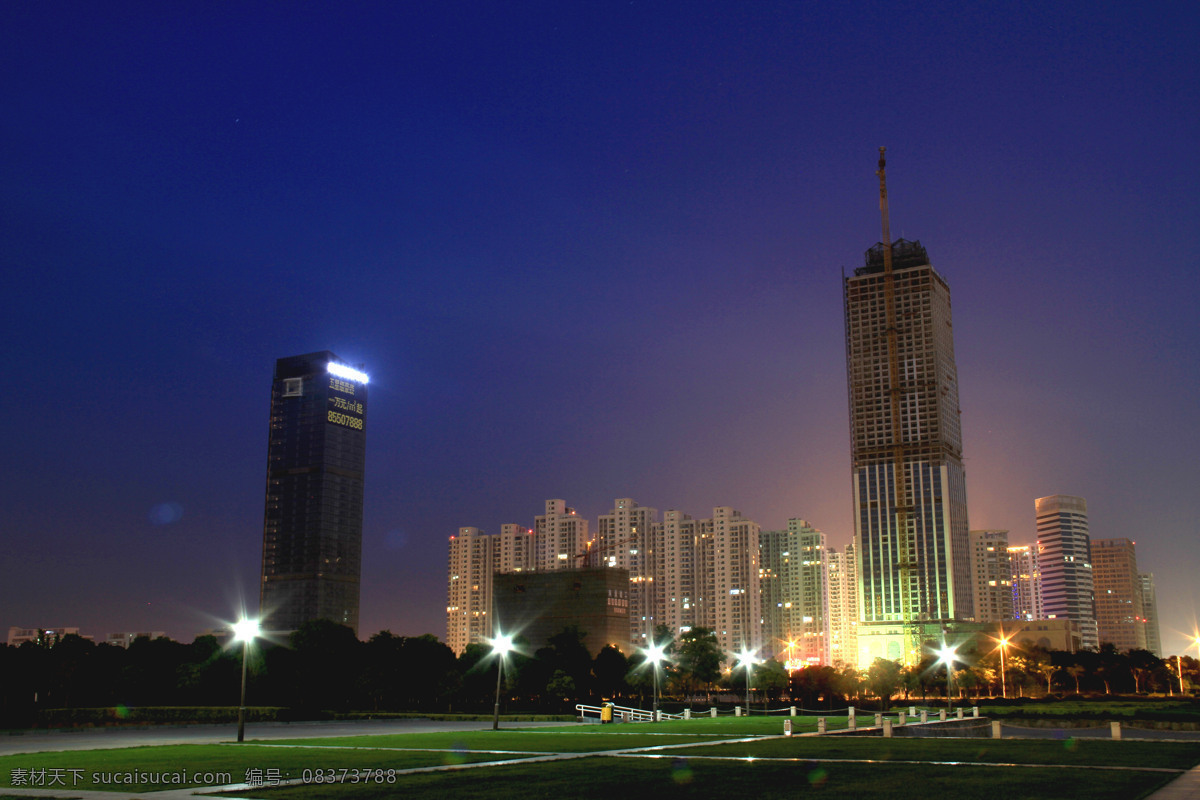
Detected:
left=601, top=703, right=613, bottom=724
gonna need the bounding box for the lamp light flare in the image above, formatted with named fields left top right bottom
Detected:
left=736, top=648, right=760, bottom=669
left=491, top=633, right=515, bottom=657
left=233, top=618, right=260, bottom=642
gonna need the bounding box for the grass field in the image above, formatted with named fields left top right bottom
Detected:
left=2, top=717, right=1197, bottom=799
left=239, top=758, right=1187, bottom=800
left=0, top=741, right=535, bottom=793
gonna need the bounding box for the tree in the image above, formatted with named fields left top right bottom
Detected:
left=836, top=665, right=863, bottom=702
left=1128, top=649, right=1163, bottom=694
left=1065, top=664, right=1085, bottom=694
left=1031, top=651, right=1057, bottom=695
left=546, top=670, right=576, bottom=703
left=790, top=665, right=842, bottom=710
left=457, top=643, right=498, bottom=709
left=673, top=628, right=723, bottom=701
left=1096, top=644, right=1129, bottom=694
left=592, top=645, right=629, bottom=701
left=287, top=620, right=363, bottom=711
left=122, top=636, right=190, bottom=706
left=400, top=634, right=458, bottom=709
left=865, top=658, right=903, bottom=710
left=543, top=627, right=594, bottom=700
left=755, top=659, right=789, bottom=706
left=910, top=654, right=939, bottom=702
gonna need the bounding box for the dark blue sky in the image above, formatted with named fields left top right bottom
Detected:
left=4, top=2, right=1198, bottom=655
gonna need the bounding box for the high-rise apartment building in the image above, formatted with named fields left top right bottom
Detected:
left=845, top=152, right=972, bottom=664
left=696, top=507, right=762, bottom=658
left=827, top=543, right=858, bottom=668
left=1092, top=538, right=1147, bottom=652
left=760, top=520, right=829, bottom=666
left=446, top=527, right=496, bottom=655
left=1035, top=495, right=1097, bottom=650
left=656, top=509, right=700, bottom=640
left=1008, top=544, right=1042, bottom=621
left=260, top=352, right=367, bottom=634
left=597, top=498, right=658, bottom=645
left=496, top=523, right=534, bottom=575
left=1139, top=573, right=1162, bottom=657
left=445, top=523, right=534, bottom=655
left=969, top=530, right=1012, bottom=623
left=447, top=499, right=762, bottom=659
left=534, top=499, right=588, bottom=571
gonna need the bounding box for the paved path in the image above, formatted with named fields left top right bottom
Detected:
left=1147, top=765, right=1200, bottom=800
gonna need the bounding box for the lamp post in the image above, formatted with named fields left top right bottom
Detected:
left=998, top=636, right=1010, bottom=699
left=491, top=634, right=514, bottom=731
left=644, top=642, right=668, bottom=722
left=936, top=644, right=958, bottom=714
left=736, top=649, right=759, bottom=716
left=232, top=618, right=260, bottom=743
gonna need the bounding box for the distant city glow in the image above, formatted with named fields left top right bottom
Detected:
left=328, top=362, right=369, bottom=384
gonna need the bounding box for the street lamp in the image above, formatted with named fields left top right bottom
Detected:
left=936, top=643, right=958, bottom=714
left=644, top=642, right=668, bottom=722
left=491, top=634, right=514, bottom=731
left=232, top=618, right=260, bottom=743
left=736, top=649, right=759, bottom=716
left=997, top=635, right=1010, bottom=699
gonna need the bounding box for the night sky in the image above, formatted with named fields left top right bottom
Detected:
left=4, top=3, right=1198, bottom=656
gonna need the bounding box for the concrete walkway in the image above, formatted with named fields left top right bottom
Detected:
left=1146, top=765, right=1200, bottom=800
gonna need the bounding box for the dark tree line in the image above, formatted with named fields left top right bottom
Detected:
left=6, top=623, right=1192, bottom=727
left=0, top=622, right=459, bottom=726
left=0, top=622, right=735, bottom=726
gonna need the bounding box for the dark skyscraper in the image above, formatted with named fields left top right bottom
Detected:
left=845, top=151, right=972, bottom=666
left=259, top=352, right=367, bottom=635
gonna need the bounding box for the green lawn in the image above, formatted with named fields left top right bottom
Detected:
left=236, top=756, right=1186, bottom=800
left=262, top=718, right=834, bottom=749
left=662, top=735, right=1200, bottom=769
left=4, top=718, right=1197, bottom=798
left=261, top=729, right=745, bottom=752
left=0, top=743, right=532, bottom=793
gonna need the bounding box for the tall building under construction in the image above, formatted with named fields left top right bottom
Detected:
left=845, top=150, right=973, bottom=665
